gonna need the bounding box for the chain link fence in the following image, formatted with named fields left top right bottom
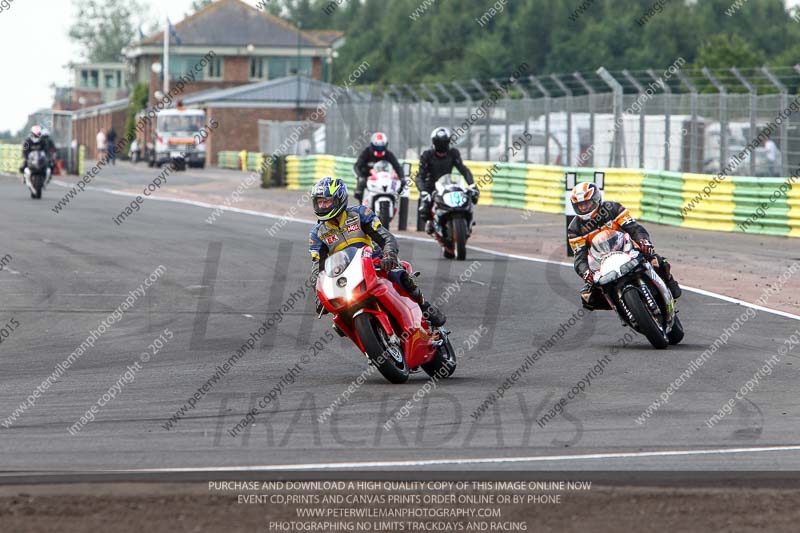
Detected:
left=296, top=66, right=800, bottom=177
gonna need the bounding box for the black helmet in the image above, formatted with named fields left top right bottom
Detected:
left=312, top=176, right=348, bottom=221
left=431, top=127, right=451, bottom=153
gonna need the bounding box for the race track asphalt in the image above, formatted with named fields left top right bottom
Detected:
left=0, top=168, right=798, bottom=477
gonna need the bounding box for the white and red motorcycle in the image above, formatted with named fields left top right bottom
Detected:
left=362, top=161, right=405, bottom=228
left=588, top=229, right=684, bottom=349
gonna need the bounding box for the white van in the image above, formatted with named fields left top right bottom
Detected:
left=148, top=108, right=207, bottom=170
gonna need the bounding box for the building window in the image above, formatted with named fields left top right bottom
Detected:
left=266, top=57, right=312, bottom=80
left=205, top=56, right=223, bottom=79
left=80, top=70, right=100, bottom=88
left=249, top=57, right=265, bottom=80
left=104, top=72, right=116, bottom=89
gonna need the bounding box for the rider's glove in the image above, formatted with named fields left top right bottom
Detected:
left=638, top=239, right=655, bottom=256
left=468, top=185, right=480, bottom=204
left=380, top=251, right=399, bottom=272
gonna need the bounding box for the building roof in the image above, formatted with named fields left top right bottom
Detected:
left=138, top=0, right=328, bottom=49
left=182, top=75, right=356, bottom=107
left=72, top=98, right=129, bottom=119
left=306, top=30, right=346, bottom=48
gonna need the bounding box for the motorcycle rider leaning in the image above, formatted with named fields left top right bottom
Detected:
left=20, top=125, right=56, bottom=175
left=567, top=182, right=681, bottom=310
left=309, top=176, right=446, bottom=327
left=353, top=132, right=405, bottom=203
left=417, top=127, right=479, bottom=235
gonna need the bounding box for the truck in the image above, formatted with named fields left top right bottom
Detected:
left=147, top=108, right=207, bottom=170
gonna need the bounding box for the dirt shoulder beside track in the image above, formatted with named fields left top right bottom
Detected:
left=0, top=482, right=798, bottom=533
left=68, top=161, right=798, bottom=314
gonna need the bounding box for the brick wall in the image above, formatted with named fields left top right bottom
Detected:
left=205, top=106, right=322, bottom=165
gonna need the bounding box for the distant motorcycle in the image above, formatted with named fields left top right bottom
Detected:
left=588, top=229, right=684, bottom=349
left=362, top=160, right=404, bottom=228
left=428, top=174, right=475, bottom=260
left=316, top=244, right=457, bottom=384
left=23, top=150, right=51, bottom=199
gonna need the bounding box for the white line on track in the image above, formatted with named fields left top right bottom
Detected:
left=118, top=445, right=800, bottom=472
left=49, top=179, right=800, bottom=323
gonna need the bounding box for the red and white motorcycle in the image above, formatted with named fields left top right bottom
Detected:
left=588, top=229, right=684, bottom=349
left=361, top=161, right=405, bottom=228
left=316, top=244, right=456, bottom=384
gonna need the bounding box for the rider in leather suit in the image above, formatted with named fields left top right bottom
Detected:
left=309, top=176, right=446, bottom=327
left=416, top=127, right=478, bottom=234
left=567, top=182, right=681, bottom=310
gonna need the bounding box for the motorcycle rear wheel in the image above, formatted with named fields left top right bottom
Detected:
left=668, top=314, right=684, bottom=345
left=421, top=331, right=457, bottom=379
left=354, top=314, right=409, bottom=384
left=622, top=288, right=668, bottom=349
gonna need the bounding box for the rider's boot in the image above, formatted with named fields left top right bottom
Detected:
left=424, top=219, right=435, bottom=235
left=399, top=270, right=446, bottom=327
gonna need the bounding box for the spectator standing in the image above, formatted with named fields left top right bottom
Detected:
left=106, top=128, right=117, bottom=165
left=764, top=137, right=779, bottom=176
left=96, top=129, right=106, bottom=160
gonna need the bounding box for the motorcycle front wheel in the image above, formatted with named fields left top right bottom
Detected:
left=449, top=217, right=468, bottom=260
left=622, top=288, right=668, bottom=349
left=32, top=174, right=43, bottom=199
left=354, top=314, right=409, bottom=384
left=379, top=202, right=391, bottom=229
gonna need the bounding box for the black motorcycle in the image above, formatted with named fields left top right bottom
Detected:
left=428, top=174, right=475, bottom=260
left=23, top=150, right=51, bottom=199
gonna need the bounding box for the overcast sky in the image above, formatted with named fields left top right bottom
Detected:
left=0, top=0, right=799, bottom=132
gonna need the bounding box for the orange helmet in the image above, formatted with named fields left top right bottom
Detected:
left=570, top=182, right=600, bottom=220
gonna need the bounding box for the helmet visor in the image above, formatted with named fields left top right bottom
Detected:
left=316, top=197, right=334, bottom=210
left=574, top=199, right=596, bottom=215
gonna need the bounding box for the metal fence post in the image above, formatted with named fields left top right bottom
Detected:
left=676, top=70, right=699, bottom=173
left=762, top=67, right=788, bottom=177
left=551, top=74, right=573, bottom=166
left=597, top=67, right=624, bottom=168
left=452, top=81, right=473, bottom=160
left=622, top=70, right=646, bottom=169
left=702, top=68, right=728, bottom=176
left=436, top=82, right=456, bottom=132
left=647, top=69, right=670, bottom=171
left=530, top=76, right=550, bottom=164
left=405, top=84, right=424, bottom=157
left=731, top=68, right=757, bottom=177
left=516, top=80, right=532, bottom=163
left=491, top=78, right=511, bottom=160
left=574, top=72, right=595, bottom=167
left=471, top=79, right=492, bottom=161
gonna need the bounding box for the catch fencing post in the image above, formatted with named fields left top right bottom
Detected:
left=491, top=78, right=511, bottom=160
left=647, top=68, right=671, bottom=171
left=676, top=70, right=699, bottom=173
left=565, top=170, right=605, bottom=257
left=551, top=74, right=573, bottom=166
left=452, top=81, right=473, bottom=160
left=530, top=76, right=551, bottom=164
left=516, top=79, right=532, bottom=163
left=762, top=67, right=788, bottom=177
left=436, top=82, right=456, bottom=132
left=597, top=67, right=624, bottom=168
left=471, top=79, right=492, bottom=161
left=405, top=84, right=424, bottom=157
left=703, top=68, right=728, bottom=176
left=622, top=70, right=645, bottom=169
left=731, top=68, right=757, bottom=177
left=574, top=72, right=595, bottom=167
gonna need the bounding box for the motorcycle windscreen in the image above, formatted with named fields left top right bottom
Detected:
left=589, top=230, right=626, bottom=258
left=373, top=160, right=392, bottom=174
left=434, top=173, right=468, bottom=195
left=324, top=247, right=360, bottom=277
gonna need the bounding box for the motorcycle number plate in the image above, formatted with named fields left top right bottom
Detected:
left=170, top=151, right=184, bottom=158
left=443, top=192, right=464, bottom=206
